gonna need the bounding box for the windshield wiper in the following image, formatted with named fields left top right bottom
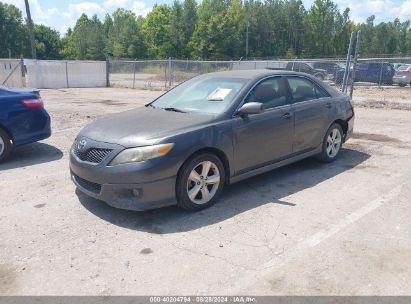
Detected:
left=146, top=104, right=156, bottom=108
left=163, top=107, right=187, bottom=113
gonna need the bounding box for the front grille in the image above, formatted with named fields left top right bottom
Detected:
left=73, top=174, right=102, bottom=194
left=73, top=146, right=113, bottom=164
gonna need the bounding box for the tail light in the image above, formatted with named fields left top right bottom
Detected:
left=348, top=99, right=353, bottom=108
left=401, top=70, right=411, bottom=75
left=21, top=98, right=44, bottom=109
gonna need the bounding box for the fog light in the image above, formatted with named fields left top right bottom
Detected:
left=132, top=189, right=141, bottom=197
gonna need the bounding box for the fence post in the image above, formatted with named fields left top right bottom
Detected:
left=132, top=58, right=137, bottom=89
left=342, top=32, right=355, bottom=93
left=20, top=55, right=25, bottom=87
left=65, top=61, right=69, bottom=88
left=350, top=31, right=362, bottom=98
left=105, top=51, right=110, bottom=87
left=378, top=60, right=384, bottom=87
left=167, top=57, right=172, bottom=88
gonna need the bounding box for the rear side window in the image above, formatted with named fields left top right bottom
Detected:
left=245, top=77, right=288, bottom=109
left=287, top=77, right=330, bottom=103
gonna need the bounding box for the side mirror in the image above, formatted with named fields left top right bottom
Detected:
left=237, top=102, right=264, bottom=116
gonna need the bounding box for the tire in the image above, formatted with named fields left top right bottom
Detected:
left=399, top=83, right=406, bottom=87
left=0, top=128, right=12, bottom=163
left=176, top=152, right=225, bottom=211
left=317, top=123, right=343, bottom=163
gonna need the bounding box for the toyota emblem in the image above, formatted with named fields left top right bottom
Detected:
left=77, top=139, right=87, bottom=150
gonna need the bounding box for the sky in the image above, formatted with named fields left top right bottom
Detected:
left=3, top=0, right=411, bottom=36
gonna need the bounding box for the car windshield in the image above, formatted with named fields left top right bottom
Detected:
left=398, top=65, right=410, bottom=71
left=150, top=77, right=249, bottom=114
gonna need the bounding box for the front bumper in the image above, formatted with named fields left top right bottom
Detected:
left=71, top=170, right=177, bottom=211
left=69, top=137, right=179, bottom=211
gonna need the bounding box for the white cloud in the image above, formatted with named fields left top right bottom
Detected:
left=104, top=0, right=151, bottom=16
left=390, top=0, right=411, bottom=20
left=103, top=0, right=131, bottom=9
left=132, top=1, right=151, bottom=16
left=2, top=0, right=60, bottom=24
left=62, top=2, right=107, bottom=21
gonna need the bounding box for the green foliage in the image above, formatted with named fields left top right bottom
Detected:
left=34, top=24, right=61, bottom=59
left=2, top=0, right=411, bottom=60
left=0, top=2, right=30, bottom=58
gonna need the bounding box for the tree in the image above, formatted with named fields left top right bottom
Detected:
left=0, top=2, right=30, bottom=58
left=34, top=24, right=61, bottom=59
left=143, top=5, right=172, bottom=58
left=181, top=0, right=197, bottom=57
left=107, top=8, right=147, bottom=58
left=305, top=0, right=339, bottom=56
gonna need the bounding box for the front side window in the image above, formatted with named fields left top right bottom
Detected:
left=151, top=76, right=249, bottom=115
left=287, top=77, right=329, bottom=103
left=244, top=77, right=288, bottom=110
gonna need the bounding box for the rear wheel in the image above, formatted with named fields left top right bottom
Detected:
left=0, top=128, right=12, bottom=163
left=176, top=153, right=225, bottom=211
left=318, top=123, right=343, bottom=163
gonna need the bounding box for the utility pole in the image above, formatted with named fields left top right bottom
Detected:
left=24, top=0, right=37, bottom=59
left=245, top=21, right=250, bottom=59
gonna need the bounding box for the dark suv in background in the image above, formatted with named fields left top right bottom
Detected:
left=335, top=62, right=395, bottom=85
left=285, top=62, right=327, bottom=80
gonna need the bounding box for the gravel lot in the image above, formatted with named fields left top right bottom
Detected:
left=1, top=87, right=410, bottom=295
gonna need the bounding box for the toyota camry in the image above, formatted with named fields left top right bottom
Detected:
left=70, top=70, right=354, bottom=211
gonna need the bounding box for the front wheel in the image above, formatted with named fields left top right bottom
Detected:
left=0, top=128, right=12, bottom=163
left=176, top=153, right=225, bottom=211
left=318, top=123, right=343, bottom=163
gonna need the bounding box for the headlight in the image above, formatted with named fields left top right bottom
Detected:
left=109, top=143, right=174, bottom=166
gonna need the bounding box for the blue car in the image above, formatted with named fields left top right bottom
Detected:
left=335, top=62, right=395, bottom=85
left=0, top=86, right=51, bottom=162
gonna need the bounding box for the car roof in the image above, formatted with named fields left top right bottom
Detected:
left=198, top=69, right=311, bottom=80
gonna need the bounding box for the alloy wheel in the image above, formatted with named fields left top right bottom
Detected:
left=186, top=161, right=221, bottom=205
left=326, top=128, right=342, bottom=158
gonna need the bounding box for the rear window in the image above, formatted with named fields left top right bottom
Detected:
left=399, top=65, right=410, bottom=71
left=287, top=77, right=330, bottom=103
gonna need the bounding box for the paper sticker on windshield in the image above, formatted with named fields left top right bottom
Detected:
left=207, top=88, right=232, bottom=101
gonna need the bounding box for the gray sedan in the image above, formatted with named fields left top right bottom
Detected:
left=70, top=70, right=354, bottom=211
left=393, top=64, right=411, bottom=86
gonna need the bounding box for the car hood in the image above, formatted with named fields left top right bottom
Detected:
left=79, top=106, right=216, bottom=147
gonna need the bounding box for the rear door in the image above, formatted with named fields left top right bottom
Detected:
left=286, top=76, right=334, bottom=153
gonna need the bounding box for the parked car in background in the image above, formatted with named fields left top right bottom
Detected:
left=0, top=86, right=51, bottom=163
left=393, top=64, right=411, bottom=87
left=70, top=70, right=354, bottom=212
left=310, top=61, right=344, bottom=79
left=285, top=62, right=327, bottom=80
left=393, top=63, right=405, bottom=70
left=335, top=62, right=395, bottom=85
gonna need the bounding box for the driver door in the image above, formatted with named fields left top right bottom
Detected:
left=232, top=77, right=294, bottom=175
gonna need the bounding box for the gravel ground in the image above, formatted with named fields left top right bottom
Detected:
left=353, top=85, right=411, bottom=110
left=0, top=87, right=410, bottom=295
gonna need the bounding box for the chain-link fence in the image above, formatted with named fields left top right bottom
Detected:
left=110, top=57, right=411, bottom=90
left=109, top=59, right=234, bottom=90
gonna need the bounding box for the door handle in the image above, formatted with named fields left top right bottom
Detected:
left=282, top=112, right=292, bottom=120
left=325, top=103, right=332, bottom=109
